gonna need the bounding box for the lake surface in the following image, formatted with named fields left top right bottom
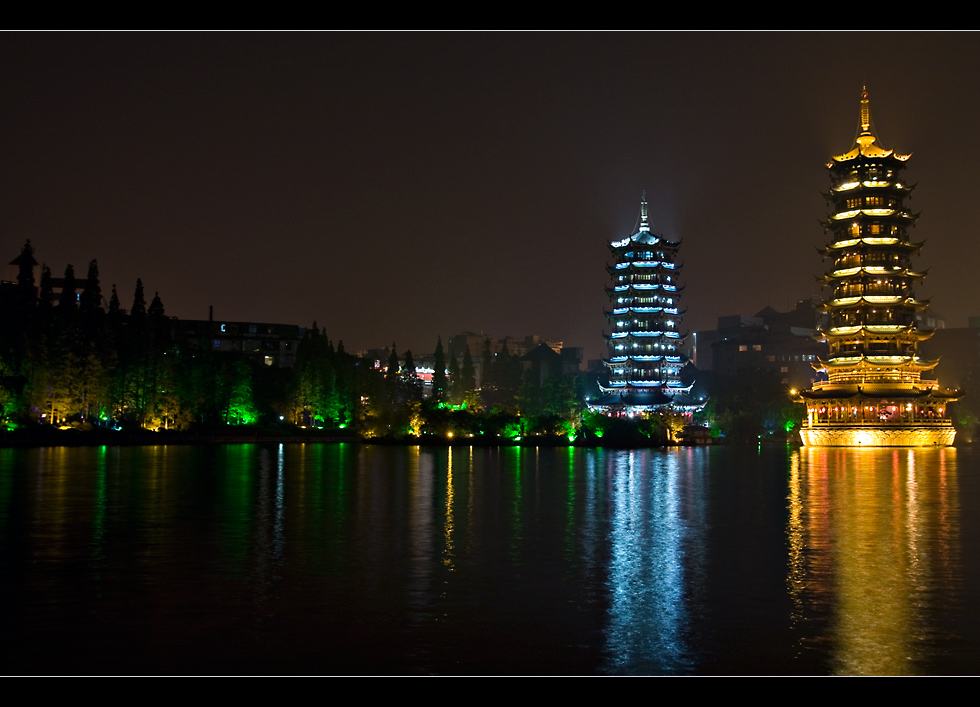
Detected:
left=1, top=443, right=979, bottom=675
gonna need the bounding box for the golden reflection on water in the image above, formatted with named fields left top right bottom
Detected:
left=788, top=447, right=959, bottom=675
left=443, top=446, right=455, bottom=570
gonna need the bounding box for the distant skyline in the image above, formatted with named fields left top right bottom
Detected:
left=3, top=32, right=978, bottom=361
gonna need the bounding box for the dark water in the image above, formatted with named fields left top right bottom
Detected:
left=1, top=443, right=978, bottom=675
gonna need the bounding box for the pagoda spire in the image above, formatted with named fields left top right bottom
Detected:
left=832, top=86, right=907, bottom=162
left=854, top=85, right=880, bottom=151
left=859, top=85, right=872, bottom=135
left=639, top=190, right=650, bottom=232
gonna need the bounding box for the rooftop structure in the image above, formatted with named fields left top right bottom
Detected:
left=698, top=300, right=826, bottom=392
left=798, top=88, right=961, bottom=446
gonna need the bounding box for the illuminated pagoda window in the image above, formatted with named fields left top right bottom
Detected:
left=797, top=88, right=961, bottom=447
left=593, top=192, right=697, bottom=412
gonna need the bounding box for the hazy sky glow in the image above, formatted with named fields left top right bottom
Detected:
left=3, top=32, right=978, bottom=360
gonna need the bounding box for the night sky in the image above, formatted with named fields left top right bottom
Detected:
left=3, top=32, right=978, bottom=361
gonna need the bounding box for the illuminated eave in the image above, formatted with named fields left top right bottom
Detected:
left=827, top=237, right=901, bottom=249
left=830, top=179, right=905, bottom=192
left=824, top=295, right=924, bottom=309
left=831, top=208, right=903, bottom=220
left=867, top=356, right=928, bottom=366
left=821, top=355, right=937, bottom=371
left=828, top=324, right=908, bottom=336
left=830, top=133, right=910, bottom=162
left=824, top=266, right=922, bottom=280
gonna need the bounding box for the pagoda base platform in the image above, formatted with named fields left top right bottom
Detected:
left=799, top=425, right=956, bottom=447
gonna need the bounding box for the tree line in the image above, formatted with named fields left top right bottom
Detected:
left=2, top=241, right=814, bottom=444
left=0, top=242, right=586, bottom=439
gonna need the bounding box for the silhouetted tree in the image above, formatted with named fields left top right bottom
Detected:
left=108, top=284, right=121, bottom=317
left=79, top=260, right=103, bottom=317
left=57, top=264, right=76, bottom=315
left=404, top=349, right=422, bottom=401
left=432, top=336, right=447, bottom=402
left=448, top=351, right=461, bottom=403
left=14, top=239, right=36, bottom=314
left=461, top=345, right=476, bottom=395
left=131, top=279, right=146, bottom=320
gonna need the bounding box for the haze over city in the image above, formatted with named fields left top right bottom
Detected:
left=4, top=32, right=977, bottom=361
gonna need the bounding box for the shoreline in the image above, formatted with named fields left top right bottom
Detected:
left=0, top=427, right=733, bottom=449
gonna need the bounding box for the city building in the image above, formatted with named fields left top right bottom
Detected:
left=594, top=193, right=697, bottom=411
left=698, top=300, right=826, bottom=391
left=798, top=88, right=961, bottom=446
left=175, top=318, right=303, bottom=368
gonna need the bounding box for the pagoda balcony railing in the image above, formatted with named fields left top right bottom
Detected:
left=801, top=418, right=953, bottom=429
left=833, top=285, right=911, bottom=299
left=808, top=379, right=938, bottom=391
left=834, top=254, right=907, bottom=269
left=831, top=346, right=917, bottom=357
left=829, top=313, right=914, bottom=327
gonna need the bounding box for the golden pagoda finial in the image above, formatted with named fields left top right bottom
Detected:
left=855, top=86, right=877, bottom=150
left=859, top=85, right=871, bottom=134
left=831, top=86, right=904, bottom=162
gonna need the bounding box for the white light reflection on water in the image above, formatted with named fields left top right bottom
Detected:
left=0, top=443, right=974, bottom=675
left=603, top=449, right=693, bottom=674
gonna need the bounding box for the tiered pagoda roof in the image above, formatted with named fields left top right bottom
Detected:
left=798, top=88, right=961, bottom=446
left=595, top=193, right=697, bottom=410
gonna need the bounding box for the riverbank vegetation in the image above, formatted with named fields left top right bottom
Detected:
left=2, top=242, right=813, bottom=447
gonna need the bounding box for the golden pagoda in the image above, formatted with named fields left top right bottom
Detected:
left=798, top=88, right=961, bottom=446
